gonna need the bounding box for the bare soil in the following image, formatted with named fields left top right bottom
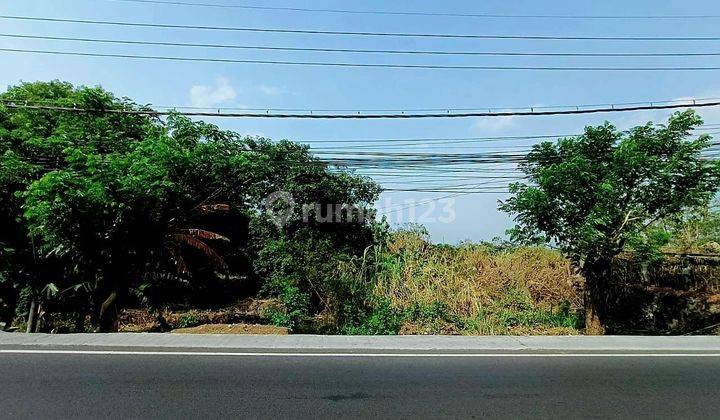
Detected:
left=171, top=323, right=289, bottom=334
left=118, top=298, right=279, bottom=333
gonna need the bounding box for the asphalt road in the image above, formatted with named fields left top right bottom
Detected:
left=1, top=351, right=720, bottom=419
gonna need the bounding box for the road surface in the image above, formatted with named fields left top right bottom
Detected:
left=2, top=348, right=720, bottom=419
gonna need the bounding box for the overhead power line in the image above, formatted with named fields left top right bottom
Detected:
left=363, top=174, right=525, bottom=180
left=302, top=134, right=589, bottom=144
left=376, top=193, right=468, bottom=213
left=4, top=98, right=720, bottom=119
left=311, top=130, right=720, bottom=150
left=12, top=94, right=720, bottom=115
left=380, top=178, right=519, bottom=188
left=376, top=176, right=518, bottom=184
left=314, top=144, right=537, bottom=152
left=5, top=48, right=720, bottom=72
left=8, top=33, right=720, bottom=58
left=4, top=95, right=714, bottom=137
left=315, top=134, right=720, bottom=151
left=383, top=188, right=511, bottom=193
left=316, top=143, right=720, bottom=158
left=103, top=0, right=720, bottom=20
left=377, top=191, right=486, bottom=212
left=4, top=15, right=720, bottom=41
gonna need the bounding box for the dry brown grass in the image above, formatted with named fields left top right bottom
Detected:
left=118, top=298, right=276, bottom=332
left=374, top=241, right=582, bottom=320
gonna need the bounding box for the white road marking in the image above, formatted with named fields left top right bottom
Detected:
left=1, top=349, right=720, bottom=357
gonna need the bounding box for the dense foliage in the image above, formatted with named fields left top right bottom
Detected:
left=3, top=81, right=720, bottom=336
left=500, top=110, right=720, bottom=333
left=0, top=81, right=381, bottom=332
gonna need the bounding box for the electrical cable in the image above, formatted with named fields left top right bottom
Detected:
left=101, top=0, right=720, bottom=20
left=4, top=97, right=720, bottom=119
left=4, top=15, right=720, bottom=41
left=7, top=33, right=720, bottom=58
left=6, top=48, right=720, bottom=72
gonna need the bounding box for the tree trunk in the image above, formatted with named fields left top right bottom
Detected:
left=74, top=310, right=86, bottom=333
left=584, top=288, right=606, bottom=335
left=582, top=260, right=611, bottom=335
left=26, top=299, right=38, bottom=333
left=98, top=291, right=118, bottom=333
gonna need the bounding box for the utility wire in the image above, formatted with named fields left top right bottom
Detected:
left=369, top=175, right=526, bottom=181
left=346, top=167, right=524, bottom=174
left=11, top=94, right=720, bottom=115
left=7, top=47, right=720, bottom=72
left=356, top=172, right=524, bottom=178
left=313, top=144, right=539, bottom=151
left=10, top=47, right=720, bottom=72
left=8, top=33, right=720, bottom=58
left=383, top=188, right=512, bottom=193
left=382, top=179, right=519, bottom=188
left=4, top=98, right=720, bottom=119
left=311, top=132, right=719, bottom=150
left=377, top=191, right=474, bottom=213
left=4, top=15, right=720, bottom=41
left=102, top=0, right=720, bottom=20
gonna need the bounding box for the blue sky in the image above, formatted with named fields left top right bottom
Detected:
left=2, top=0, right=720, bottom=242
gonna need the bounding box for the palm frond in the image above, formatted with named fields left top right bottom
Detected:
left=180, top=228, right=230, bottom=242
left=172, top=234, right=228, bottom=271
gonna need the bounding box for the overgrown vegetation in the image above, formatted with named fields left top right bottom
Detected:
left=2, top=80, right=720, bottom=336
left=318, top=226, right=583, bottom=335
left=500, top=111, right=720, bottom=333
left=0, top=81, right=380, bottom=332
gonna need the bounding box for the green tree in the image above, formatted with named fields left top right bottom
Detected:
left=663, top=199, right=720, bottom=252
left=500, top=110, right=720, bottom=334
left=20, top=110, right=381, bottom=331
left=242, top=139, right=381, bottom=330
left=22, top=114, right=254, bottom=331
left=2, top=80, right=381, bottom=332
left=0, top=80, right=154, bottom=331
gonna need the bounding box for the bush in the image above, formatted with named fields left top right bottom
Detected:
left=262, top=277, right=310, bottom=330
left=176, top=312, right=200, bottom=329
left=341, top=298, right=405, bottom=335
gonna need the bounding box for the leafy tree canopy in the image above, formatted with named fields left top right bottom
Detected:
left=1, top=81, right=381, bottom=331
left=501, top=110, right=720, bottom=267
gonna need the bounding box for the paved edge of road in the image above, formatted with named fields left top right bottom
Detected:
left=1, top=333, right=720, bottom=353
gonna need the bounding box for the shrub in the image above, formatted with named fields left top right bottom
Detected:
left=341, top=298, right=405, bottom=335
left=176, top=312, right=200, bottom=329
left=262, top=277, right=310, bottom=330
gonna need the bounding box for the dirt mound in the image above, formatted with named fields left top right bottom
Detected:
left=171, top=323, right=289, bottom=334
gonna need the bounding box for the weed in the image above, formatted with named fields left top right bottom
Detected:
left=262, top=278, right=310, bottom=330
left=176, top=311, right=200, bottom=328
left=342, top=298, right=404, bottom=335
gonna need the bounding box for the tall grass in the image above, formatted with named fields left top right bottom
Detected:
left=327, top=228, right=583, bottom=335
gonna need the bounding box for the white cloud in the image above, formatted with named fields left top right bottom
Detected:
left=189, top=77, right=237, bottom=108
left=257, top=84, right=283, bottom=96
left=471, top=115, right=516, bottom=132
